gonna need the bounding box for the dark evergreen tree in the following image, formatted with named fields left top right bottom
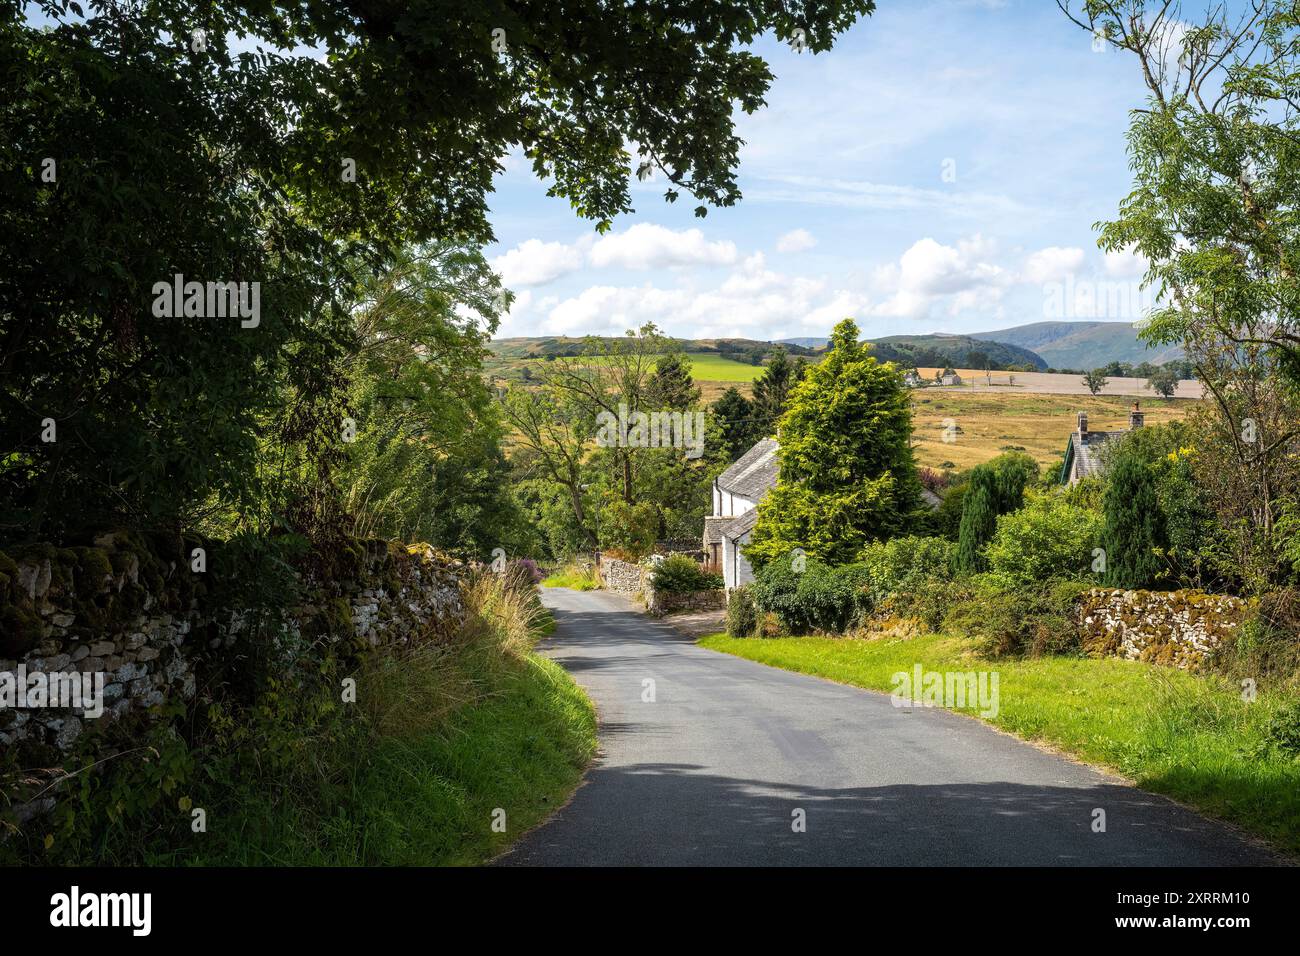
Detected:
left=646, top=353, right=700, bottom=410
left=712, top=387, right=759, bottom=461
left=1100, top=452, right=1166, bottom=588
left=751, top=346, right=806, bottom=433
left=956, top=466, right=999, bottom=574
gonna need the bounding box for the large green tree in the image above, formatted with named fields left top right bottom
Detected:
left=339, top=245, right=519, bottom=555
left=712, top=386, right=760, bottom=461
left=1061, top=1, right=1300, bottom=585
left=747, top=319, right=922, bottom=567
left=1, top=0, right=875, bottom=543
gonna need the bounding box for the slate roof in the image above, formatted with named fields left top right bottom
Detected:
left=703, top=515, right=730, bottom=546
left=1062, top=430, right=1124, bottom=482
left=714, top=508, right=759, bottom=542
left=716, top=438, right=779, bottom=500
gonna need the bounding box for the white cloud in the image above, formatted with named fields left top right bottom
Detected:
left=1022, top=246, right=1086, bottom=283
left=529, top=255, right=869, bottom=340
left=871, top=235, right=1008, bottom=319
left=1103, top=246, right=1149, bottom=278
left=588, top=223, right=737, bottom=270
left=490, top=239, right=584, bottom=287
left=775, top=228, right=817, bottom=254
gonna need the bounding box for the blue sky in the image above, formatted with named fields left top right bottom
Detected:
left=486, top=0, right=1157, bottom=342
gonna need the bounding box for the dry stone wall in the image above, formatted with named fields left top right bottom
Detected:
left=646, top=588, right=726, bottom=617
left=0, top=533, right=465, bottom=763
left=1077, top=588, right=1252, bottom=671
left=599, top=557, right=647, bottom=595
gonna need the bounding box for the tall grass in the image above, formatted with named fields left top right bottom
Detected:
left=6, top=570, right=595, bottom=866
left=541, top=562, right=598, bottom=591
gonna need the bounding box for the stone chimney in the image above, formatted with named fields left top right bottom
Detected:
left=1129, top=401, right=1144, bottom=430
left=1077, top=410, right=1088, bottom=436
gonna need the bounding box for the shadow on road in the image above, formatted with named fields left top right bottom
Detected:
left=500, top=762, right=1281, bottom=866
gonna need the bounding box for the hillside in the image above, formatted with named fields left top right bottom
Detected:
left=970, top=321, right=1183, bottom=370
left=866, top=334, right=1047, bottom=371
left=489, top=336, right=818, bottom=360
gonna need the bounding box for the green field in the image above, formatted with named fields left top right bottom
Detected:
left=586, top=353, right=767, bottom=382
left=683, top=354, right=767, bottom=381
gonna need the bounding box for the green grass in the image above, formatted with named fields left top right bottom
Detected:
left=324, top=652, right=596, bottom=865
left=542, top=565, right=598, bottom=590
left=700, top=631, right=1300, bottom=855
left=683, top=354, right=768, bottom=382
left=558, top=352, right=768, bottom=382
left=172, top=644, right=596, bottom=866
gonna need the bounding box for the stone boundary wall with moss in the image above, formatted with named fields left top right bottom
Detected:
left=598, top=557, right=646, bottom=596
left=1077, top=588, right=1253, bottom=671
left=0, top=533, right=465, bottom=767
left=645, top=588, right=726, bottom=617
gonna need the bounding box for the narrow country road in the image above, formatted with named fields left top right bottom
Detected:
left=498, top=587, right=1280, bottom=866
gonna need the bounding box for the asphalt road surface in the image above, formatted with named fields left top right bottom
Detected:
left=498, top=587, right=1280, bottom=867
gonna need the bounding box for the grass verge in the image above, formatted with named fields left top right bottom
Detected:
left=185, top=577, right=596, bottom=865
left=5, top=573, right=596, bottom=866
left=699, top=631, right=1300, bottom=856
left=542, top=564, right=598, bottom=591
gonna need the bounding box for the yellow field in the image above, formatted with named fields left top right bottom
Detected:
left=908, top=392, right=1195, bottom=473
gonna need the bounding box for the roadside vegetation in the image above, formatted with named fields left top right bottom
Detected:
left=542, top=563, right=600, bottom=591
left=3, top=570, right=596, bottom=866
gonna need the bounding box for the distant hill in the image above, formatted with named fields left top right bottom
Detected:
left=864, top=334, right=1048, bottom=371
left=970, top=321, right=1183, bottom=370
left=777, top=336, right=828, bottom=348
left=490, top=333, right=1044, bottom=373
left=489, top=336, right=818, bottom=360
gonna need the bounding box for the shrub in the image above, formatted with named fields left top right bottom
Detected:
left=956, top=453, right=1039, bottom=573
left=956, top=468, right=998, bottom=574
left=859, top=535, right=955, bottom=603
left=650, top=554, right=723, bottom=594
left=984, top=492, right=1103, bottom=587
left=751, top=556, right=870, bottom=634
left=726, top=585, right=759, bottom=638
left=944, top=576, right=1088, bottom=658
left=758, top=611, right=788, bottom=638
left=933, top=482, right=967, bottom=539
left=1100, top=451, right=1166, bottom=588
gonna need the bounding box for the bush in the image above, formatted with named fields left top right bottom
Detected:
left=726, top=585, right=758, bottom=637
left=751, top=556, right=870, bottom=634
left=984, top=492, right=1103, bottom=587
left=932, top=482, right=967, bottom=539
left=650, top=554, right=723, bottom=594
left=944, top=576, right=1089, bottom=658
left=859, top=535, right=955, bottom=603
left=1099, top=451, right=1166, bottom=588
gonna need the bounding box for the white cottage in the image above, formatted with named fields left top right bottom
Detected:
left=702, top=438, right=779, bottom=591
